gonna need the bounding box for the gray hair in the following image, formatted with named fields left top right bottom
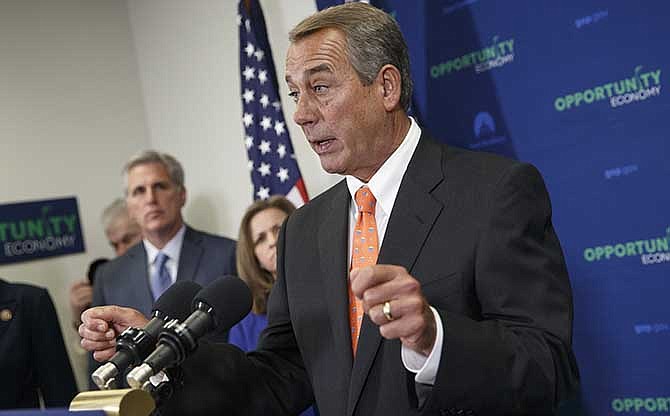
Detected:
left=100, top=198, right=130, bottom=232
left=289, top=2, right=413, bottom=111
left=123, top=150, right=185, bottom=193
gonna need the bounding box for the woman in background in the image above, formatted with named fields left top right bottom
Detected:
left=228, top=196, right=317, bottom=416
left=229, top=196, right=295, bottom=351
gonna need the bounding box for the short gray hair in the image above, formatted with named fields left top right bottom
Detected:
left=123, top=150, right=185, bottom=193
left=100, top=198, right=130, bottom=232
left=289, top=2, right=413, bottom=111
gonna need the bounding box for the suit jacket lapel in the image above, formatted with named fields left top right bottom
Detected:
left=318, top=181, right=354, bottom=374
left=124, top=243, right=153, bottom=315
left=176, top=226, right=203, bottom=283
left=347, top=134, right=445, bottom=415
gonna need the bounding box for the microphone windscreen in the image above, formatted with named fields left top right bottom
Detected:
left=193, top=276, right=252, bottom=331
left=153, top=281, right=203, bottom=321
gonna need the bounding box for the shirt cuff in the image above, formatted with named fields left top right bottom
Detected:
left=401, top=306, right=443, bottom=385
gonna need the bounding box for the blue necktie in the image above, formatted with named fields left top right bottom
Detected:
left=151, top=252, right=172, bottom=300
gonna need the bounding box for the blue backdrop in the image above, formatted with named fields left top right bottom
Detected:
left=316, top=1, right=670, bottom=414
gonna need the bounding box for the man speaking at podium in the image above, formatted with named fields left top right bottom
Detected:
left=81, top=3, right=579, bottom=415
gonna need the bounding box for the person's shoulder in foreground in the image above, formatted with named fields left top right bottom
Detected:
left=0, top=278, right=78, bottom=409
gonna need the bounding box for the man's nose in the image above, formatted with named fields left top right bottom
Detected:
left=145, top=187, right=157, bottom=202
left=293, top=94, right=317, bottom=127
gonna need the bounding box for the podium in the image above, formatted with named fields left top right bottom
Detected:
left=0, top=389, right=154, bottom=416
left=69, top=389, right=154, bottom=416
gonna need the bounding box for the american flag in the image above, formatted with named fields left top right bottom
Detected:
left=238, top=0, right=308, bottom=207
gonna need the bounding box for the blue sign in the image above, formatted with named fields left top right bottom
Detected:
left=0, top=197, right=85, bottom=265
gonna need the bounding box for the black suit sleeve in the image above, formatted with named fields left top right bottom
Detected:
left=31, top=288, right=78, bottom=407
left=160, top=221, right=313, bottom=416
left=424, top=163, right=579, bottom=415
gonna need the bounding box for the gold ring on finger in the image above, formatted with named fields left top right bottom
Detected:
left=382, top=301, right=394, bottom=321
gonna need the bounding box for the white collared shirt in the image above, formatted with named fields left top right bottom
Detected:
left=345, top=117, right=443, bottom=385
left=143, top=225, right=186, bottom=286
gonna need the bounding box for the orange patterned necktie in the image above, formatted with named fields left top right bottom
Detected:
left=349, top=186, right=379, bottom=354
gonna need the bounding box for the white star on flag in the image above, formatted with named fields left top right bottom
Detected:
left=277, top=144, right=287, bottom=158
left=245, top=135, right=254, bottom=149
left=242, top=112, right=254, bottom=127
left=256, top=186, right=270, bottom=200
left=258, top=70, right=268, bottom=85
left=243, top=66, right=256, bottom=81
left=260, top=116, right=272, bottom=131
left=272, top=101, right=281, bottom=111
left=258, top=140, right=271, bottom=155
left=274, top=121, right=285, bottom=136
left=276, top=167, right=289, bottom=183
left=260, top=94, right=269, bottom=108
left=254, top=49, right=265, bottom=61
left=245, top=42, right=255, bottom=57
left=247, top=160, right=254, bottom=171
left=242, top=89, right=255, bottom=104
left=257, top=162, right=271, bottom=177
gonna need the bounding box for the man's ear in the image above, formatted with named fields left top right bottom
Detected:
left=179, top=187, right=187, bottom=208
left=378, top=64, right=402, bottom=111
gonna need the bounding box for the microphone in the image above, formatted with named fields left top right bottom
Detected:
left=126, top=275, right=251, bottom=390
left=91, top=281, right=202, bottom=390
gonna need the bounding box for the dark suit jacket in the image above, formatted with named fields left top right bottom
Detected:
left=0, top=279, right=78, bottom=409
left=166, top=136, right=579, bottom=416
left=92, top=225, right=237, bottom=317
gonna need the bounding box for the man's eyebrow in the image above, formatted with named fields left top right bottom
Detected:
left=286, top=64, right=332, bottom=83
left=307, top=64, right=332, bottom=76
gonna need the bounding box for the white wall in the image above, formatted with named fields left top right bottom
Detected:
left=128, top=0, right=340, bottom=240
left=1, top=0, right=340, bottom=392
left=0, top=0, right=149, bottom=390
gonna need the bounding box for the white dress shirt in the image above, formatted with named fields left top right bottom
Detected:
left=143, top=225, right=186, bottom=286
left=345, top=117, right=443, bottom=385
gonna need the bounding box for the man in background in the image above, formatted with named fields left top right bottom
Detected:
left=88, top=150, right=237, bottom=386
left=92, top=150, right=237, bottom=317
left=69, top=198, right=141, bottom=329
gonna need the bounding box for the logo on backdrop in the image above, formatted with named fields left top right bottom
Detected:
left=634, top=322, right=670, bottom=335
left=0, top=197, right=85, bottom=265
left=574, top=10, right=608, bottom=29
left=554, top=66, right=662, bottom=112
left=611, top=397, right=670, bottom=413
left=604, top=163, right=639, bottom=180
left=583, top=227, right=670, bottom=265
left=430, top=35, right=515, bottom=79
left=470, top=111, right=508, bottom=150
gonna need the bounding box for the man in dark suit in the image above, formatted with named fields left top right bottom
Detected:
left=88, top=151, right=236, bottom=379
left=69, top=198, right=141, bottom=330
left=92, top=150, right=236, bottom=317
left=81, top=4, right=578, bottom=415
